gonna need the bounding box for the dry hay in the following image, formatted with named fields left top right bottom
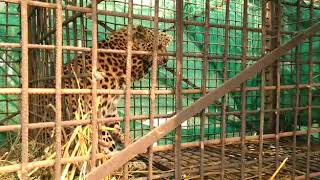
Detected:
left=0, top=70, right=147, bottom=179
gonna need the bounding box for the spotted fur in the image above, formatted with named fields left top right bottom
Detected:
left=37, top=25, right=172, bottom=154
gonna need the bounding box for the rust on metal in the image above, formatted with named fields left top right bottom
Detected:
left=199, top=0, right=210, bottom=178
left=0, top=113, right=175, bottom=132
left=90, top=0, right=99, bottom=170
left=54, top=0, right=63, bottom=178
left=123, top=0, right=134, bottom=178
left=274, top=1, right=282, bottom=176
left=240, top=0, right=248, bottom=179
left=3, top=104, right=320, bottom=133
left=1, top=128, right=320, bottom=175
left=174, top=0, right=183, bottom=178
left=296, top=172, right=320, bottom=180
left=220, top=1, right=231, bottom=179
left=292, top=0, right=302, bottom=178
left=151, top=129, right=320, bottom=152
left=1, top=83, right=320, bottom=95
left=148, top=0, right=160, bottom=178
left=85, top=21, right=320, bottom=180
left=20, top=0, right=29, bottom=179
left=1, top=1, right=320, bottom=179
left=259, top=0, right=267, bottom=179
left=306, top=1, right=315, bottom=178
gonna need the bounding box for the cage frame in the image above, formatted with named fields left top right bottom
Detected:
left=0, top=0, right=319, bottom=179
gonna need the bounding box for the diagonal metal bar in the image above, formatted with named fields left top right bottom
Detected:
left=86, top=22, right=320, bottom=180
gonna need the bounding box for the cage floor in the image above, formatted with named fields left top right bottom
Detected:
left=134, top=140, right=320, bottom=179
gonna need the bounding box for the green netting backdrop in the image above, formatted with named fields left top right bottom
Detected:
left=0, top=0, right=319, bottom=145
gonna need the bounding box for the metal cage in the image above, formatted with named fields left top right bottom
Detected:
left=0, top=0, right=320, bottom=179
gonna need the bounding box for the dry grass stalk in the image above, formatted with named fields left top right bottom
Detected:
left=269, top=157, right=288, bottom=180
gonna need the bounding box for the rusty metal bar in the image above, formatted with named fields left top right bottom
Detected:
left=2, top=105, right=319, bottom=133
left=1, top=83, right=320, bottom=95
left=0, top=152, right=112, bottom=174
left=148, top=0, right=160, bottom=179
left=1, top=138, right=320, bottom=175
left=265, top=1, right=273, bottom=133
left=90, top=0, right=98, bottom=170
left=221, top=1, right=231, bottom=179
left=259, top=0, right=267, bottom=179
left=296, top=171, right=320, bottom=180
left=1, top=127, right=320, bottom=175
left=274, top=2, right=282, bottom=179
left=306, top=1, right=314, bottom=178
left=151, top=128, right=320, bottom=152
left=4, top=1, right=10, bottom=126
left=174, top=0, right=183, bottom=179
left=1, top=0, right=57, bottom=8
left=72, top=0, right=78, bottom=61
left=265, top=0, right=280, bottom=134
left=65, top=5, right=71, bottom=63
left=240, top=0, right=248, bottom=179
left=46, top=1, right=53, bottom=98
left=151, top=153, right=319, bottom=179
left=85, top=22, right=320, bottom=179
left=20, top=0, right=29, bottom=179
left=4, top=41, right=320, bottom=62
left=54, top=0, right=63, bottom=178
left=7, top=104, right=320, bottom=132
left=3, top=0, right=277, bottom=35
left=0, top=1, right=313, bottom=36
left=123, top=0, right=134, bottom=177
left=199, top=0, right=210, bottom=179
left=0, top=113, right=175, bottom=132
left=292, top=1, right=302, bottom=179
left=0, top=42, right=174, bottom=56
left=79, top=0, right=86, bottom=51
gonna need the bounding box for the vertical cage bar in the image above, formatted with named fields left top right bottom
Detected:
left=47, top=6, right=52, bottom=81
left=220, top=1, right=230, bottom=179
left=274, top=1, right=282, bottom=179
left=199, top=0, right=210, bottom=179
left=28, top=7, right=34, bottom=88
left=175, top=0, right=183, bottom=179
left=20, top=0, right=29, bottom=179
left=90, top=0, right=99, bottom=169
left=265, top=0, right=279, bottom=134
left=72, top=0, right=78, bottom=56
left=306, top=1, right=314, bottom=178
left=148, top=0, right=160, bottom=179
left=292, top=0, right=301, bottom=178
left=65, top=4, right=71, bottom=62
left=124, top=0, right=134, bottom=178
left=80, top=0, right=86, bottom=72
left=5, top=2, right=8, bottom=42
left=240, top=0, right=248, bottom=179
left=259, top=78, right=266, bottom=178
left=259, top=1, right=267, bottom=179
left=80, top=0, right=85, bottom=48
left=5, top=2, right=9, bottom=119
left=54, top=0, right=63, bottom=178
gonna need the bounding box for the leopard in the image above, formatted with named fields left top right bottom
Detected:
left=33, top=25, right=172, bottom=156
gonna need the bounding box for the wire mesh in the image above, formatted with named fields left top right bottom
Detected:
left=0, top=0, right=319, bottom=179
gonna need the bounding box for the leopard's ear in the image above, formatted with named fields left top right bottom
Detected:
left=137, top=25, right=145, bottom=32
left=133, top=25, right=146, bottom=40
